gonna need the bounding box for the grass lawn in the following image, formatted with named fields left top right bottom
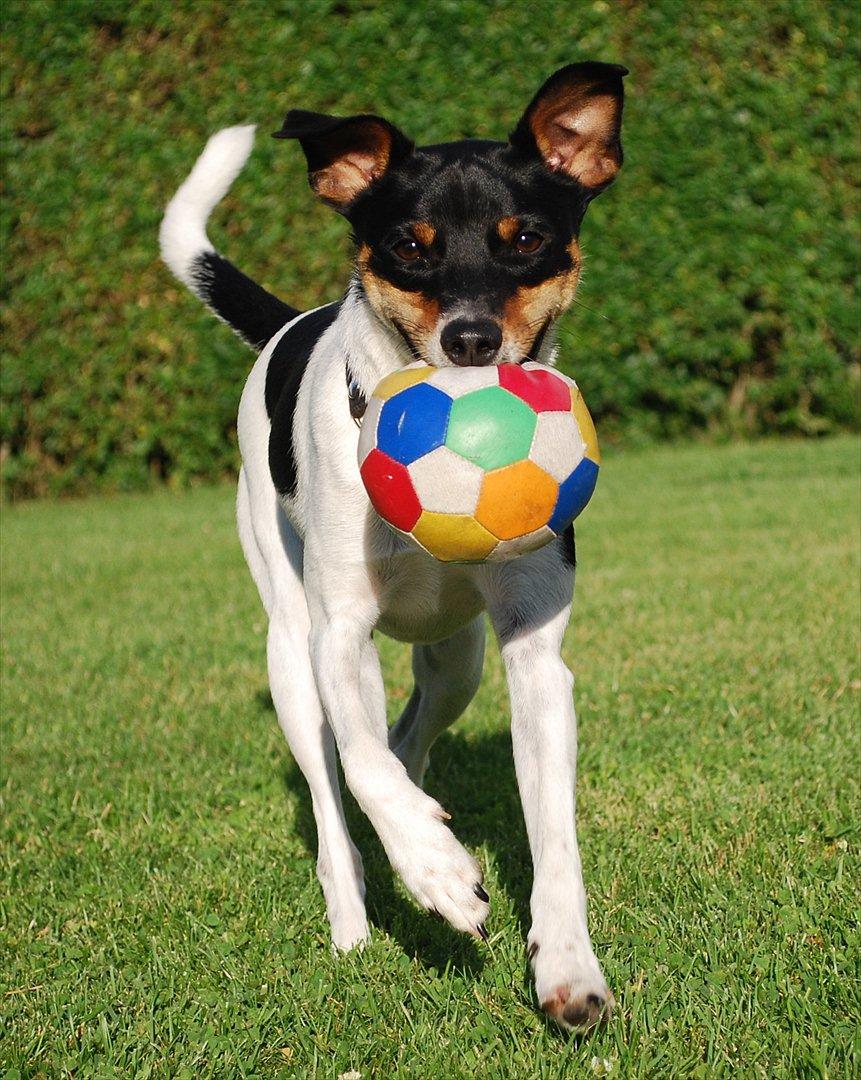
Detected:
left=2, top=437, right=859, bottom=1078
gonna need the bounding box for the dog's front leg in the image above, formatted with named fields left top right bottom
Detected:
left=487, top=557, right=612, bottom=1032
left=303, top=547, right=490, bottom=938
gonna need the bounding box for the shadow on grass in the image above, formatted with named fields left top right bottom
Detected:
left=259, top=689, right=534, bottom=976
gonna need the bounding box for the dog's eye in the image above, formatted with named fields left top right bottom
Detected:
left=514, top=231, right=544, bottom=255
left=393, top=238, right=422, bottom=262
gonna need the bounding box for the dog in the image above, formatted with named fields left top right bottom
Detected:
left=160, top=61, right=626, bottom=1032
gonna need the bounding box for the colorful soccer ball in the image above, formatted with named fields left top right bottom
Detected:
left=357, top=362, right=600, bottom=562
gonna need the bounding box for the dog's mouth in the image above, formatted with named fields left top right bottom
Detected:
left=390, top=319, right=425, bottom=362
left=357, top=264, right=556, bottom=368
left=412, top=314, right=553, bottom=369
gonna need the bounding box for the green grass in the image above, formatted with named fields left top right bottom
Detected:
left=2, top=437, right=859, bottom=1078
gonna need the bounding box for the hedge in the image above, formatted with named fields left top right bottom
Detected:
left=1, top=0, right=858, bottom=497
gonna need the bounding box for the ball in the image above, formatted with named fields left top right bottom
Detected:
left=357, top=362, right=600, bottom=562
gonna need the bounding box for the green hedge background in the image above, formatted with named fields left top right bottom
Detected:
left=1, top=0, right=859, bottom=498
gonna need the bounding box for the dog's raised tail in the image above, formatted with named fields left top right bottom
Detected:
left=160, top=125, right=298, bottom=350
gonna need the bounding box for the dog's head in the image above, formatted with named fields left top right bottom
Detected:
left=275, top=62, right=626, bottom=367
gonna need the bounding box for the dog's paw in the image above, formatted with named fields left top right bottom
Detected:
left=539, top=982, right=614, bottom=1033
left=382, top=794, right=489, bottom=937
left=530, top=936, right=613, bottom=1033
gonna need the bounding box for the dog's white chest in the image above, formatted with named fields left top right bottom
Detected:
left=370, top=539, right=485, bottom=644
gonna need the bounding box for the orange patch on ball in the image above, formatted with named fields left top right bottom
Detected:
left=476, top=460, right=559, bottom=540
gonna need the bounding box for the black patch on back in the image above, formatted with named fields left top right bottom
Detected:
left=267, top=301, right=341, bottom=497
left=192, top=251, right=298, bottom=350
left=561, top=525, right=576, bottom=568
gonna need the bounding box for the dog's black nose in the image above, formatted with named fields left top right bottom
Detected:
left=440, top=318, right=502, bottom=366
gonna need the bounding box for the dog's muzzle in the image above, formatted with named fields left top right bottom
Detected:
left=439, top=317, right=503, bottom=367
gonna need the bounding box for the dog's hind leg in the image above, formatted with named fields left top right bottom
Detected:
left=388, top=617, right=486, bottom=786
left=237, top=467, right=272, bottom=613
left=237, top=471, right=368, bottom=950
left=268, top=591, right=369, bottom=950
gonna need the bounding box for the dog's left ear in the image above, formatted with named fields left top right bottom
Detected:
left=274, top=110, right=413, bottom=211
left=510, top=62, right=628, bottom=194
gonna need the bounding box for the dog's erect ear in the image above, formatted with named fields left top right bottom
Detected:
left=510, top=62, right=628, bottom=194
left=273, top=110, right=413, bottom=210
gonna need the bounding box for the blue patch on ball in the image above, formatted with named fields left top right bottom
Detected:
left=549, top=457, right=599, bottom=533
left=376, top=383, right=452, bottom=465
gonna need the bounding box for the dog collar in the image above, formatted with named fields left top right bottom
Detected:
left=346, top=365, right=367, bottom=427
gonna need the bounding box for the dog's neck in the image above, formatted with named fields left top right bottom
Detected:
left=339, top=278, right=562, bottom=400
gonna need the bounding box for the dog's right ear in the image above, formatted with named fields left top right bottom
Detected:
left=274, top=110, right=413, bottom=212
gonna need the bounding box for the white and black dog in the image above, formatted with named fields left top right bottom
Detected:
left=160, top=62, right=626, bottom=1031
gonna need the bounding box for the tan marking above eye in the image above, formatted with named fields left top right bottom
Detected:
left=412, top=221, right=436, bottom=247
left=497, top=216, right=520, bottom=243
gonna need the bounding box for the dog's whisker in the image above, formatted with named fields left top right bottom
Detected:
left=571, top=296, right=612, bottom=322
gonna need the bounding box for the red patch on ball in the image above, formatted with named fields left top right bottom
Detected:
left=498, top=364, right=573, bottom=412
left=359, top=449, right=422, bottom=531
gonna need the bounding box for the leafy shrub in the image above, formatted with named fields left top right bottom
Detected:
left=1, top=0, right=858, bottom=497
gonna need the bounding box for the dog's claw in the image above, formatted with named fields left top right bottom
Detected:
left=473, top=883, right=489, bottom=902
left=477, top=922, right=489, bottom=941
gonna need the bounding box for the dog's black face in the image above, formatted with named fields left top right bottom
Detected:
left=275, top=62, right=626, bottom=366
left=350, top=140, right=590, bottom=366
